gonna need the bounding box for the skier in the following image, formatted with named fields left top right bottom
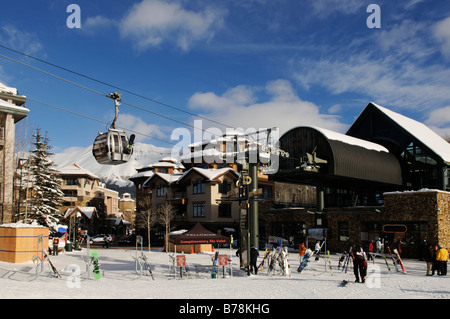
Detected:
left=103, top=235, right=110, bottom=248
left=436, top=244, right=449, bottom=276
left=52, top=236, right=59, bottom=256
left=314, top=241, right=321, bottom=261
left=367, top=240, right=374, bottom=261
left=299, top=242, right=306, bottom=263
left=351, top=246, right=367, bottom=283
left=375, top=238, right=382, bottom=254
left=250, top=246, right=259, bottom=275
left=424, top=244, right=435, bottom=276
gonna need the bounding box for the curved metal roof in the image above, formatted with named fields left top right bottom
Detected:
left=279, top=126, right=402, bottom=185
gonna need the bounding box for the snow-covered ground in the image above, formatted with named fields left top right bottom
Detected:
left=0, top=247, right=448, bottom=300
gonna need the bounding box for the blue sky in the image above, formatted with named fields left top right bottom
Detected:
left=1, top=0, right=450, bottom=152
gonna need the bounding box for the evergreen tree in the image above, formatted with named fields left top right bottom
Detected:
left=27, top=128, right=64, bottom=230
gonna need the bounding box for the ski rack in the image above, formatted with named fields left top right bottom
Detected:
left=81, top=235, right=94, bottom=279
left=132, top=236, right=154, bottom=279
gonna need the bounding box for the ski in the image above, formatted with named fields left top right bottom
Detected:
left=91, top=250, right=101, bottom=280
left=268, top=247, right=281, bottom=275
left=141, top=254, right=155, bottom=280
left=393, top=249, right=407, bottom=274
left=387, top=247, right=399, bottom=272
left=327, top=250, right=333, bottom=276
left=211, top=251, right=219, bottom=278
left=43, top=249, right=61, bottom=278
left=380, top=252, right=391, bottom=272
left=257, top=249, right=270, bottom=272
left=297, top=248, right=313, bottom=273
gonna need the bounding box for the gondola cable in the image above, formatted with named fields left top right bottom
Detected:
left=27, top=96, right=177, bottom=147
left=0, top=44, right=231, bottom=129
left=0, top=52, right=220, bottom=134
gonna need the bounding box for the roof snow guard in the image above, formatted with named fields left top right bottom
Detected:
left=278, top=126, right=402, bottom=186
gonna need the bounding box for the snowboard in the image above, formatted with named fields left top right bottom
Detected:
left=211, top=251, right=219, bottom=278
left=393, top=249, right=407, bottom=274
left=297, top=248, right=313, bottom=273
left=43, top=249, right=61, bottom=278
left=142, top=254, right=155, bottom=280
left=91, top=250, right=101, bottom=280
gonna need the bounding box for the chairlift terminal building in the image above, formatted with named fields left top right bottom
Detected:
left=271, top=103, right=450, bottom=256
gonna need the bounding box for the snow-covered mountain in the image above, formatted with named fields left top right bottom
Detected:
left=52, top=143, right=174, bottom=187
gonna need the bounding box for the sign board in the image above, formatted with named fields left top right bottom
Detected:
left=176, top=255, right=186, bottom=267
left=218, top=254, right=228, bottom=266
left=382, top=224, right=407, bottom=233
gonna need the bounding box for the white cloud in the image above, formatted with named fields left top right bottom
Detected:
left=291, top=18, right=450, bottom=113
left=83, top=15, right=116, bottom=31
left=434, top=16, right=450, bottom=58
left=119, top=0, right=227, bottom=52
left=188, top=79, right=347, bottom=135
left=0, top=25, right=44, bottom=56
left=425, top=106, right=450, bottom=138
left=116, top=113, right=166, bottom=143
left=310, top=0, right=366, bottom=18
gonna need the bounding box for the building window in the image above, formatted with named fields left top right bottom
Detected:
left=193, top=203, right=206, bottom=217
left=338, top=221, right=349, bottom=242
left=157, top=186, right=166, bottom=197
left=219, top=181, right=232, bottom=194
left=193, top=181, right=205, bottom=194
left=65, top=178, right=78, bottom=186
left=63, top=190, right=77, bottom=197
left=218, top=203, right=232, bottom=218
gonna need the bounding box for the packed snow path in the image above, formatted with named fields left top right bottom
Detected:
left=0, top=248, right=448, bottom=299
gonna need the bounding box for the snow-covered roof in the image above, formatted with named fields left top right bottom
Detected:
left=369, top=103, right=450, bottom=163
left=129, top=170, right=155, bottom=180
left=59, top=163, right=99, bottom=179
left=64, top=206, right=97, bottom=219
left=0, top=82, right=18, bottom=95
left=144, top=172, right=184, bottom=186
left=0, top=96, right=29, bottom=122
left=178, top=167, right=239, bottom=183
left=308, top=126, right=389, bottom=153
left=0, top=222, right=47, bottom=229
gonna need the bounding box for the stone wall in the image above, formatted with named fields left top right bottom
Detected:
left=325, top=190, right=450, bottom=255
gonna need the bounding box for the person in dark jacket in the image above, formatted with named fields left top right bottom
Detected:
left=424, top=244, right=435, bottom=276
left=250, top=246, right=259, bottom=274
left=351, top=245, right=367, bottom=283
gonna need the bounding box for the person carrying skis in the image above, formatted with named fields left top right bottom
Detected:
left=250, top=246, right=259, bottom=275
left=351, top=245, right=367, bottom=283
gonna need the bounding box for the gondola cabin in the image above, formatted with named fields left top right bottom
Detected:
left=92, top=129, right=134, bottom=165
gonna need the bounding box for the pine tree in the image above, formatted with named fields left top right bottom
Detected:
left=27, top=128, right=64, bottom=231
